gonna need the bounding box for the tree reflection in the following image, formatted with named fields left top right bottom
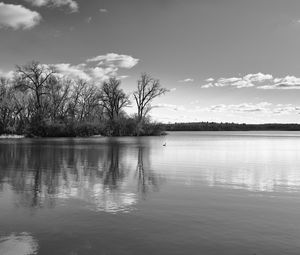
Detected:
left=135, top=147, right=164, bottom=198
left=136, top=147, right=146, bottom=194
left=102, top=144, right=124, bottom=189
left=0, top=138, right=165, bottom=212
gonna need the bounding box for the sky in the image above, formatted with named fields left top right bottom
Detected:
left=1, top=0, right=300, bottom=123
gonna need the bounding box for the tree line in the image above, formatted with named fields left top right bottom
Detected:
left=0, top=61, right=168, bottom=137
left=164, top=122, right=300, bottom=131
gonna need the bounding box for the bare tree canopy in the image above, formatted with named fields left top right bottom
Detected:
left=15, top=61, right=56, bottom=117
left=100, top=77, right=130, bottom=121
left=15, top=61, right=55, bottom=92
left=133, top=73, right=168, bottom=122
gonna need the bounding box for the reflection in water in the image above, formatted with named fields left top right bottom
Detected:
left=0, top=232, right=38, bottom=255
left=102, top=145, right=124, bottom=189
left=0, top=139, right=164, bottom=213
left=160, top=133, right=300, bottom=193
left=1, top=133, right=300, bottom=255
left=203, top=166, right=300, bottom=192
left=1, top=133, right=300, bottom=214
left=136, top=147, right=162, bottom=197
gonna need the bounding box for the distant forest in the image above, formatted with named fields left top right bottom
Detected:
left=0, top=61, right=168, bottom=137
left=164, top=122, right=300, bottom=131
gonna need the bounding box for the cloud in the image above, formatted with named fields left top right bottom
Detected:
left=87, top=53, right=139, bottom=69
left=244, top=73, right=273, bottom=82
left=153, top=103, right=186, bottom=111
left=179, top=78, right=194, bottom=83
left=117, top=75, right=129, bottom=80
left=24, top=0, right=78, bottom=12
left=0, top=69, right=14, bottom=79
left=49, top=53, right=139, bottom=82
left=259, top=76, right=300, bottom=89
left=89, top=66, right=118, bottom=81
left=51, top=63, right=91, bottom=80
left=51, top=64, right=118, bottom=82
left=202, top=73, right=300, bottom=89
left=205, top=102, right=272, bottom=113
left=1, top=52, right=137, bottom=83
left=272, top=104, right=300, bottom=115
left=202, top=102, right=300, bottom=115
left=205, top=78, right=214, bottom=82
left=202, top=73, right=273, bottom=89
left=99, top=8, right=108, bottom=13
left=0, top=2, right=41, bottom=30
left=202, top=83, right=214, bottom=88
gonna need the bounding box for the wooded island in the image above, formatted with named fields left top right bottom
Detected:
left=0, top=61, right=168, bottom=137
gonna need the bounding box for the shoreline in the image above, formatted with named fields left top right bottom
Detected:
left=0, top=134, right=25, bottom=139
left=1, top=130, right=300, bottom=139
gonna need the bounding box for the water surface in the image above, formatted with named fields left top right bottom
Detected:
left=1, top=131, right=300, bottom=254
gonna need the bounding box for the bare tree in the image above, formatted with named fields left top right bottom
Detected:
left=14, top=61, right=56, bottom=121
left=67, top=79, right=86, bottom=122
left=133, top=73, right=168, bottom=122
left=100, top=77, right=130, bottom=121
left=0, top=78, right=15, bottom=132
left=67, top=79, right=102, bottom=123
left=77, top=82, right=101, bottom=122
left=46, top=76, right=71, bottom=122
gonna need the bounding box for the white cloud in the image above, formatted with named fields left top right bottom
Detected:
left=179, top=78, right=194, bottom=83
left=49, top=53, right=139, bottom=82
left=0, top=2, right=41, bottom=30
left=51, top=63, right=91, bottom=80
left=244, top=73, right=273, bottom=82
left=205, top=102, right=272, bottom=113
left=51, top=64, right=119, bottom=82
left=117, top=75, right=129, bottom=80
left=205, top=78, right=214, bottom=82
left=273, top=106, right=300, bottom=115
left=202, top=83, right=214, bottom=88
left=259, top=76, right=300, bottom=89
left=210, top=77, right=252, bottom=88
left=0, top=69, right=15, bottom=79
left=212, top=74, right=267, bottom=88
left=24, top=0, right=78, bottom=12
left=89, top=66, right=118, bottom=81
left=1, top=52, right=137, bottom=83
left=153, top=103, right=186, bottom=111
left=201, top=73, right=300, bottom=89
left=99, top=8, right=108, bottom=13
left=87, top=53, right=139, bottom=69
left=201, top=102, right=300, bottom=115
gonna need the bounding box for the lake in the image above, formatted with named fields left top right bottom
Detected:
left=0, top=131, right=300, bottom=255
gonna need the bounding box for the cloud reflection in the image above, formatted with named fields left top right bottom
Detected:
left=161, top=134, right=300, bottom=193
left=0, top=232, right=38, bottom=255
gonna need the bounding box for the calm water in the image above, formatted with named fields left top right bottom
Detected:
left=1, top=131, right=300, bottom=255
